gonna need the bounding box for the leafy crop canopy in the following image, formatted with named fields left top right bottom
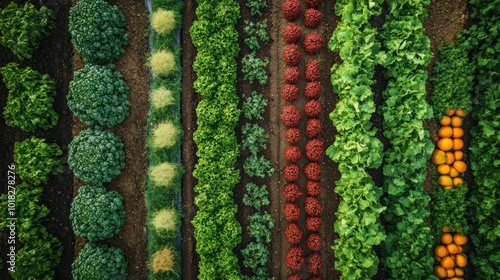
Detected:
left=69, top=0, right=128, bottom=64
left=68, top=64, right=130, bottom=128
left=72, top=242, right=127, bottom=280
left=70, top=185, right=125, bottom=241
left=68, top=128, right=125, bottom=185
left=0, top=63, right=58, bottom=132
left=0, top=2, right=54, bottom=60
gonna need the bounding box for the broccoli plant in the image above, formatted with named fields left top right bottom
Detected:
left=68, top=64, right=130, bottom=128
left=14, top=136, right=64, bottom=186
left=68, top=129, right=125, bottom=185
left=70, top=185, right=125, bottom=241
left=69, top=0, right=128, bottom=64
left=242, top=91, right=267, bottom=120
left=0, top=63, right=58, bottom=132
left=72, top=242, right=127, bottom=280
left=0, top=2, right=54, bottom=60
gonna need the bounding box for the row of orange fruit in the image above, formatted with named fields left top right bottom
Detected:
left=431, top=109, right=467, bottom=188
left=433, top=227, right=468, bottom=279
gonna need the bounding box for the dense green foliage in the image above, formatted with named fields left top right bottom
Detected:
left=465, top=1, right=500, bottom=277
left=245, top=0, right=267, bottom=16
left=379, top=1, right=436, bottom=279
left=243, top=154, right=274, bottom=178
left=68, top=129, right=125, bottom=185
left=242, top=53, right=269, bottom=85
left=72, top=242, right=128, bottom=280
left=430, top=184, right=469, bottom=235
left=146, top=0, right=184, bottom=278
left=190, top=1, right=243, bottom=278
left=69, top=0, right=128, bottom=64
left=14, top=136, right=63, bottom=186
left=243, top=183, right=270, bottom=212
left=0, top=2, right=54, bottom=60
left=242, top=124, right=268, bottom=156
left=68, top=64, right=130, bottom=128
left=0, top=63, right=58, bottom=132
left=0, top=184, right=62, bottom=279
left=430, top=43, right=474, bottom=116
left=70, top=185, right=125, bottom=241
left=327, top=1, right=386, bottom=278
left=244, top=19, right=268, bottom=52
left=242, top=91, right=267, bottom=120
left=0, top=143, right=63, bottom=279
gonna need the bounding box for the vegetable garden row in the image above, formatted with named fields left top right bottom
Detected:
left=0, top=0, right=499, bottom=279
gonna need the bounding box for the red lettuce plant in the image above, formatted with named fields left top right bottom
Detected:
left=307, top=253, right=323, bottom=275
left=304, top=99, right=322, bottom=118
left=282, top=0, right=301, bottom=21
left=305, top=0, right=322, bottom=8
left=284, top=44, right=302, bottom=65
left=303, top=32, right=323, bottom=54
left=305, top=139, right=324, bottom=161
left=285, top=222, right=303, bottom=244
left=305, top=196, right=323, bottom=216
left=284, top=163, right=300, bottom=182
left=306, top=180, right=322, bottom=196
left=283, top=23, right=302, bottom=44
left=285, top=145, right=302, bottom=162
left=304, top=8, right=322, bottom=28
left=306, top=118, right=323, bottom=138
left=284, top=203, right=301, bottom=222
left=285, top=128, right=301, bottom=144
left=283, top=183, right=303, bottom=202
left=306, top=216, right=322, bottom=232
left=305, top=82, right=321, bottom=99
left=285, top=246, right=304, bottom=270
left=284, top=66, right=300, bottom=83
left=307, top=233, right=321, bottom=251
left=305, top=59, right=320, bottom=81
left=282, top=84, right=299, bottom=102
left=281, top=105, right=301, bottom=127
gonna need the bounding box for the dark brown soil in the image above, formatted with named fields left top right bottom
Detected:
left=71, top=1, right=149, bottom=280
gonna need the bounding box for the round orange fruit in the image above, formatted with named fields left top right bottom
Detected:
left=434, top=265, right=447, bottom=278
left=438, top=138, right=454, bottom=151
left=451, top=116, right=462, bottom=127
left=453, top=138, right=464, bottom=150
left=438, top=175, right=453, bottom=188
left=432, top=149, right=448, bottom=165
left=447, top=109, right=456, bottom=116
left=454, top=150, right=463, bottom=161
left=453, top=177, right=464, bottom=186
left=455, top=109, right=467, bottom=116
left=441, top=255, right=455, bottom=269
left=452, top=127, right=464, bottom=138
left=437, top=164, right=451, bottom=175
left=453, top=233, right=468, bottom=245
left=439, top=126, right=453, bottom=138
left=435, top=245, right=449, bottom=258
left=447, top=243, right=460, bottom=254
left=441, top=233, right=453, bottom=244
left=449, top=167, right=459, bottom=178
left=455, top=253, right=467, bottom=267
left=446, top=152, right=455, bottom=165
left=440, top=115, right=452, bottom=126
left=453, top=161, right=467, bottom=173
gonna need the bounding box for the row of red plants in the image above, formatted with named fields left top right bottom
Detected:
left=281, top=0, right=324, bottom=278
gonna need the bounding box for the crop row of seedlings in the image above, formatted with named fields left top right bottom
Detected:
left=465, top=0, right=500, bottom=278
left=239, top=1, right=275, bottom=279
left=145, top=0, right=184, bottom=279
left=379, top=0, right=435, bottom=278
left=67, top=0, right=130, bottom=278
left=0, top=3, right=62, bottom=279
left=189, top=1, right=243, bottom=279
left=327, top=1, right=386, bottom=278
left=429, top=36, right=474, bottom=279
